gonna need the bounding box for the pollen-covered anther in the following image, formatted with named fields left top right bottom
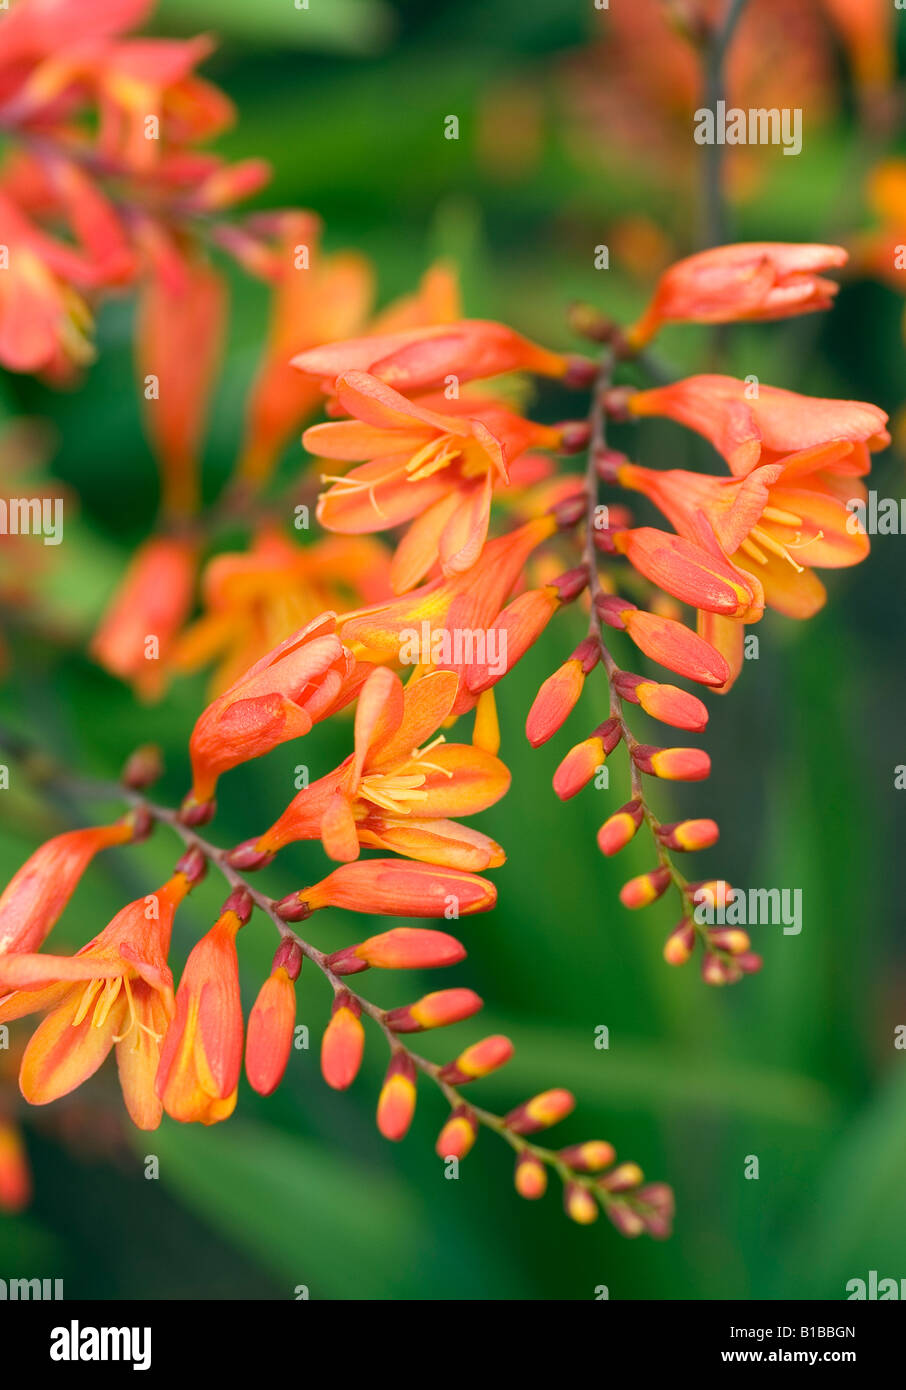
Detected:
left=619, top=867, right=671, bottom=909
left=504, top=1088, right=575, bottom=1135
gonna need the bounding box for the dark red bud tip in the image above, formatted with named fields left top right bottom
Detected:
left=121, top=744, right=163, bottom=791
left=222, top=886, right=254, bottom=926
left=601, top=386, right=633, bottom=421
left=563, top=354, right=599, bottom=388
left=556, top=420, right=592, bottom=454
left=594, top=716, right=624, bottom=755
left=175, top=845, right=207, bottom=886
left=273, top=938, right=304, bottom=980
left=226, top=839, right=274, bottom=871
left=275, top=892, right=313, bottom=923
left=326, top=946, right=369, bottom=976
left=124, top=805, right=154, bottom=844
left=595, top=593, right=637, bottom=629
left=594, top=447, right=626, bottom=483
left=551, top=492, right=588, bottom=529
left=178, top=794, right=217, bottom=827
left=553, top=566, right=590, bottom=603
left=592, top=528, right=617, bottom=554
left=571, top=635, right=601, bottom=673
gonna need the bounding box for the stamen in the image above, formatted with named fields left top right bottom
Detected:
left=750, top=524, right=804, bottom=573
left=739, top=536, right=768, bottom=565
left=92, top=976, right=123, bottom=1029
left=762, top=505, right=803, bottom=527
left=72, top=976, right=103, bottom=1027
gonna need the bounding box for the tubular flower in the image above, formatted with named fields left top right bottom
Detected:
left=134, top=234, right=226, bottom=518
left=155, top=891, right=252, bottom=1125
left=0, top=866, right=200, bottom=1129
left=186, top=613, right=358, bottom=806
left=617, top=444, right=871, bottom=688
left=626, top=242, right=848, bottom=347
left=525, top=637, right=598, bottom=747
left=0, top=816, right=144, bottom=957
left=169, top=526, right=391, bottom=699
left=291, top=318, right=579, bottom=396
left=308, top=371, right=563, bottom=591
left=239, top=667, right=509, bottom=872
left=625, top=375, right=889, bottom=476
left=237, top=211, right=374, bottom=487
left=91, top=534, right=198, bottom=702
left=337, top=515, right=558, bottom=712
left=245, top=939, right=302, bottom=1097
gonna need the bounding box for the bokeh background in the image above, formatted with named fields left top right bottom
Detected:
left=1, top=0, right=905, bottom=1299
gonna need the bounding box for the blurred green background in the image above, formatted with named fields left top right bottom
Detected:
left=1, top=0, right=905, bottom=1299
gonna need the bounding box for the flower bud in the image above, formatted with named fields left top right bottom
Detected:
left=437, top=1034, right=513, bottom=1084
left=321, top=991, right=365, bottom=1090
left=708, top=928, right=751, bottom=955
left=525, top=638, right=598, bottom=748
left=637, top=1182, right=675, bottom=1240
left=327, top=927, right=466, bottom=976
left=615, top=672, right=709, bottom=731
left=515, top=1152, right=547, bottom=1199
left=564, top=1181, right=598, bottom=1224
left=436, top=1105, right=478, bottom=1160
left=621, top=610, right=730, bottom=686
left=377, top=1053, right=417, bottom=1140
left=605, top=1202, right=645, bottom=1237
left=553, top=736, right=605, bottom=800
left=245, top=963, right=297, bottom=1096
left=384, top=987, right=482, bottom=1033
left=658, top=818, right=719, bottom=850
left=279, top=860, right=496, bottom=920
left=599, top=1162, right=644, bottom=1192
left=619, top=867, right=671, bottom=909
left=664, top=920, right=696, bottom=966
left=597, top=800, right=643, bottom=856
left=632, top=745, right=711, bottom=780
left=559, top=1140, right=616, bottom=1173
left=504, top=1088, right=575, bottom=1135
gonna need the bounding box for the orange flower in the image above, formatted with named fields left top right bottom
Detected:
left=618, top=444, right=870, bottom=686
left=276, top=860, right=496, bottom=923
left=169, top=526, right=391, bottom=698
left=324, top=925, right=467, bottom=975
left=626, top=243, right=848, bottom=348
left=237, top=212, right=373, bottom=487
left=91, top=534, right=198, bottom=701
left=239, top=667, right=509, bottom=872
left=155, top=892, right=251, bottom=1125
left=291, top=318, right=576, bottom=396
left=186, top=613, right=358, bottom=805
left=337, top=515, right=558, bottom=713
left=134, top=232, right=226, bottom=518
left=626, top=375, right=889, bottom=476
left=0, top=867, right=198, bottom=1129
left=309, top=371, right=562, bottom=591
left=0, top=817, right=143, bottom=957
